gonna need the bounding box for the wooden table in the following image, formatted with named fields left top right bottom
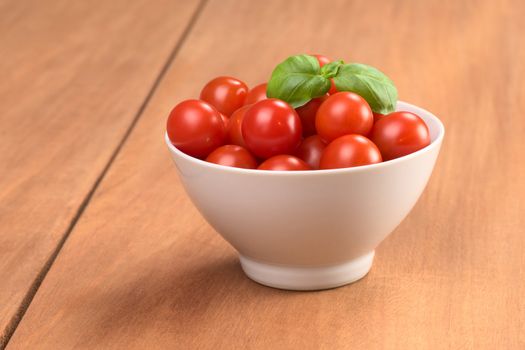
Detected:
left=1, top=0, right=524, bottom=348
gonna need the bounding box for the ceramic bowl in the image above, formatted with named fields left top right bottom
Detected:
left=165, top=101, right=444, bottom=290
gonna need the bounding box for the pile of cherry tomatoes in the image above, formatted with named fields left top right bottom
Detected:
left=167, top=55, right=430, bottom=171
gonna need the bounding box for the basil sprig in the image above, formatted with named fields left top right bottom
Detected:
left=266, top=55, right=331, bottom=109
left=267, top=54, right=397, bottom=113
left=333, top=63, right=397, bottom=114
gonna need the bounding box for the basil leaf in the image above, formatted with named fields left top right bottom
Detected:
left=267, top=54, right=331, bottom=108
left=333, top=63, right=398, bottom=114
left=320, top=60, right=344, bottom=78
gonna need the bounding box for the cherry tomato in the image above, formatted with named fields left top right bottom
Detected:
left=363, top=112, right=386, bottom=138
left=370, top=111, right=430, bottom=161
left=373, top=112, right=385, bottom=123
left=244, top=83, right=267, bottom=105
left=258, top=155, right=311, bottom=171
left=227, top=105, right=250, bottom=148
left=312, top=54, right=330, bottom=67
left=206, top=145, right=257, bottom=169
left=167, top=100, right=226, bottom=158
left=328, top=80, right=338, bottom=95
left=316, top=92, right=373, bottom=142
left=294, top=135, right=326, bottom=169
left=220, top=113, right=229, bottom=131
left=200, top=76, right=248, bottom=116
left=242, top=99, right=302, bottom=159
left=320, top=134, right=382, bottom=169
left=295, top=95, right=327, bottom=137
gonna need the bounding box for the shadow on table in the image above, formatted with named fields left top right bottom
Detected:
left=80, top=252, right=334, bottom=345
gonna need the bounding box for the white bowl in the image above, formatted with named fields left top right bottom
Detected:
left=165, top=101, right=444, bottom=290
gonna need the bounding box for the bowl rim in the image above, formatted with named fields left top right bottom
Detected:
left=165, top=101, right=445, bottom=176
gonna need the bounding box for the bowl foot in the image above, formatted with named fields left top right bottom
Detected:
left=239, top=251, right=374, bottom=291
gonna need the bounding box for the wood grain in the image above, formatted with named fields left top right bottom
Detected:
left=7, top=0, right=525, bottom=348
left=0, top=0, right=200, bottom=344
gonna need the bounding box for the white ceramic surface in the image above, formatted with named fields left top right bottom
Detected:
left=165, top=101, right=445, bottom=290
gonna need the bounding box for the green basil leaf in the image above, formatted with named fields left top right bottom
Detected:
left=333, top=63, right=398, bottom=114
left=267, top=54, right=331, bottom=108
left=320, top=60, right=344, bottom=78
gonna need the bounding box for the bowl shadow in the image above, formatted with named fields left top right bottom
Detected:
left=78, top=252, right=318, bottom=345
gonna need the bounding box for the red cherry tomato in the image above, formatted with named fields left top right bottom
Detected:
left=242, top=99, right=302, bottom=159
left=312, top=54, right=331, bottom=67
left=370, top=111, right=430, bottom=161
left=295, top=95, right=327, bottom=137
left=244, top=83, right=267, bottom=105
left=219, top=113, right=229, bottom=130
left=200, top=76, right=248, bottom=116
left=167, top=100, right=226, bottom=158
left=373, top=112, right=384, bottom=123
left=328, top=80, right=338, bottom=95
left=316, top=92, right=373, bottom=142
left=258, top=155, right=311, bottom=171
left=227, top=105, right=250, bottom=148
left=294, top=135, right=326, bottom=169
left=320, top=134, right=382, bottom=169
left=206, top=145, right=257, bottom=169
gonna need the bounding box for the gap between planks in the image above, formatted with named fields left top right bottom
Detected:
left=0, top=0, right=209, bottom=348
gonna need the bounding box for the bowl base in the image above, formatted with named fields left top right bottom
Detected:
left=239, top=251, right=374, bottom=291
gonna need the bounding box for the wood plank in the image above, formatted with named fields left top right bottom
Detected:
left=7, top=0, right=525, bottom=348
left=0, top=0, right=201, bottom=344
